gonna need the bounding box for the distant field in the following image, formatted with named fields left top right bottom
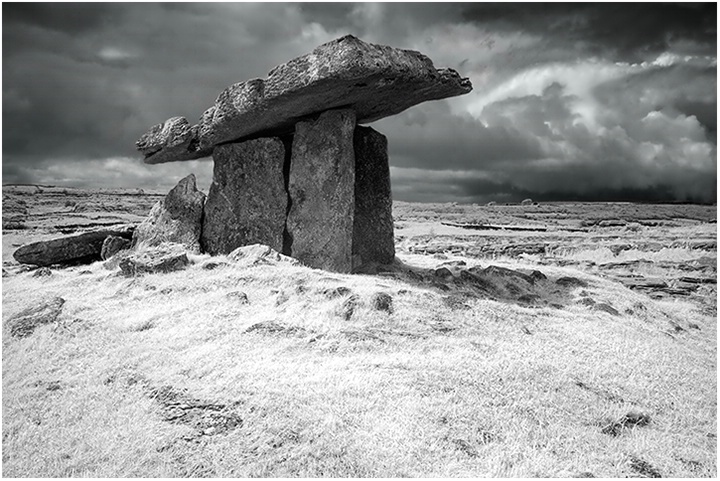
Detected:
left=2, top=186, right=716, bottom=477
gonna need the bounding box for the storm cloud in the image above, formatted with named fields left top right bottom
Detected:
left=2, top=2, right=716, bottom=202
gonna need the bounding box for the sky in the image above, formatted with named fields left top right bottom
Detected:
left=2, top=2, right=717, bottom=203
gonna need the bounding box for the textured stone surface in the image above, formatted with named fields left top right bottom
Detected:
left=201, top=138, right=287, bottom=255
left=138, top=35, right=472, bottom=162
left=286, top=109, right=356, bottom=273
left=352, top=126, right=395, bottom=270
left=101, top=235, right=131, bottom=260
left=8, top=297, right=65, bottom=338
left=13, top=228, right=134, bottom=266
left=137, top=117, right=212, bottom=165
left=132, top=174, right=206, bottom=253
left=119, top=245, right=189, bottom=276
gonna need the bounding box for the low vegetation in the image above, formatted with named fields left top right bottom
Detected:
left=2, top=242, right=716, bottom=476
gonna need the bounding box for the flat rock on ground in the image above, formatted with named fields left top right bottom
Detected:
left=7, top=297, right=65, bottom=338
left=13, top=228, right=134, bottom=266
left=119, top=245, right=190, bottom=276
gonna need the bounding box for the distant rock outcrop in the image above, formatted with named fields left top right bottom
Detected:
left=132, top=174, right=205, bottom=253
left=13, top=227, right=134, bottom=266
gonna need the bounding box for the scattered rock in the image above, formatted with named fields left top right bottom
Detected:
left=201, top=138, right=288, bottom=255
left=434, top=267, right=455, bottom=279
left=336, top=294, right=359, bottom=321
left=452, top=438, right=478, bottom=458
left=227, top=243, right=296, bottom=265
left=601, top=411, right=651, bottom=437
left=286, top=109, right=356, bottom=273
left=579, top=297, right=596, bottom=307
left=370, top=292, right=393, bottom=313
left=320, top=286, right=351, bottom=299
left=593, top=303, right=620, bottom=316
left=556, top=277, right=589, bottom=288
left=132, top=174, right=206, bottom=253
left=13, top=228, right=133, bottom=266
left=226, top=291, right=249, bottom=303
left=529, top=270, right=547, bottom=282
left=119, top=245, right=190, bottom=276
left=32, top=267, right=52, bottom=277
left=244, top=321, right=305, bottom=336
left=521, top=198, right=533, bottom=206
left=8, top=297, right=65, bottom=338
left=101, top=235, right=131, bottom=260
left=443, top=294, right=471, bottom=310
left=628, top=455, right=662, bottom=478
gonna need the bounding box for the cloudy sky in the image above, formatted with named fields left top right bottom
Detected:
left=3, top=2, right=717, bottom=203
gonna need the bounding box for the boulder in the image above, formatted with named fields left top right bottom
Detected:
left=201, top=138, right=287, bottom=255
left=8, top=297, right=65, bottom=338
left=13, top=227, right=134, bottom=266
left=352, top=126, right=395, bottom=269
left=286, top=109, right=356, bottom=273
left=139, top=35, right=472, bottom=163
left=119, top=245, right=190, bottom=276
left=101, top=235, right=131, bottom=260
left=136, top=117, right=212, bottom=165
left=132, top=174, right=206, bottom=253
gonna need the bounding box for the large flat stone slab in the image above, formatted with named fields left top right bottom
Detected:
left=132, top=174, right=206, bottom=253
left=13, top=227, right=134, bottom=266
left=138, top=35, right=472, bottom=163
left=201, top=138, right=288, bottom=255
left=352, top=126, right=395, bottom=270
left=136, top=117, right=212, bottom=165
left=286, top=109, right=356, bottom=273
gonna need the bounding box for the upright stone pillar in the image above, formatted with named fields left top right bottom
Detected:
left=201, top=138, right=287, bottom=255
left=352, top=126, right=395, bottom=269
left=286, top=109, right=356, bottom=273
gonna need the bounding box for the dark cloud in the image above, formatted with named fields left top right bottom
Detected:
left=461, top=3, right=717, bottom=62
left=2, top=3, right=717, bottom=203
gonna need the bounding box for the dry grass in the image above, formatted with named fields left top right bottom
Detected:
left=2, top=245, right=716, bottom=477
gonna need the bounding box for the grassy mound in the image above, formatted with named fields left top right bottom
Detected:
left=2, top=250, right=716, bottom=477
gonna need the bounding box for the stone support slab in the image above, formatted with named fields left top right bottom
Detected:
left=201, top=138, right=287, bottom=255
left=286, top=109, right=356, bottom=273
left=352, top=126, right=395, bottom=269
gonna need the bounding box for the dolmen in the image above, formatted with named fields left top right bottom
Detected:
left=14, top=35, right=472, bottom=274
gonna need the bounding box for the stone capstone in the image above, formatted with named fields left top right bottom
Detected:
left=136, top=117, right=213, bottom=165
left=286, top=109, right=356, bottom=273
left=352, top=126, right=395, bottom=269
left=13, top=227, right=134, bottom=266
left=132, top=174, right=206, bottom=253
left=138, top=35, right=472, bottom=163
left=201, top=138, right=288, bottom=255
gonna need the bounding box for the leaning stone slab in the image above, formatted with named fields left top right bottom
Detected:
left=138, top=35, right=472, bottom=163
left=132, top=174, right=206, bottom=253
left=8, top=297, right=65, bottom=338
left=286, top=109, right=356, bottom=273
left=136, top=117, right=212, bottom=165
left=352, top=126, right=395, bottom=270
left=101, top=235, right=131, bottom=260
left=201, top=138, right=288, bottom=255
left=119, top=245, right=190, bottom=276
left=13, top=227, right=134, bottom=266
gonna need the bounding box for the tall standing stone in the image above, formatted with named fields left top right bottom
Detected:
left=201, top=138, right=287, bottom=255
left=286, top=109, right=356, bottom=273
left=132, top=174, right=206, bottom=253
left=352, top=126, right=395, bottom=269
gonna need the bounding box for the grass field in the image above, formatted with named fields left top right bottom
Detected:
left=2, top=245, right=716, bottom=477
left=2, top=189, right=716, bottom=477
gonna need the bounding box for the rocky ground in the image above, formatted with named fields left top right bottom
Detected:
left=2, top=185, right=716, bottom=477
